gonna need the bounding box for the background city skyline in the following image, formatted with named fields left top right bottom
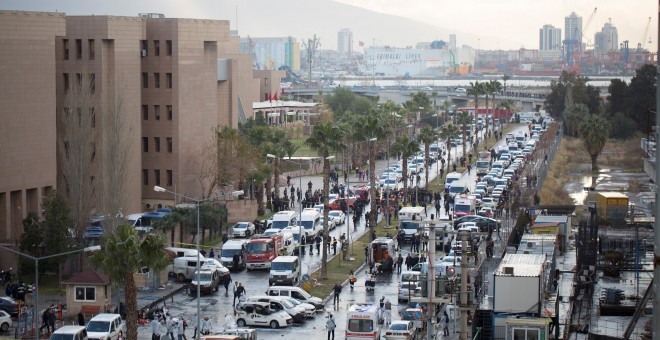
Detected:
left=2, top=0, right=656, bottom=51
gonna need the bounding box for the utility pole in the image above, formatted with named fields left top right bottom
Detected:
left=301, top=35, right=320, bottom=88
left=653, top=2, right=659, bottom=337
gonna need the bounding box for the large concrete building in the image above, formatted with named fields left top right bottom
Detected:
left=0, top=11, right=65, bottom=249
left=539, top=24, right=562, bottom=51
left=239, top=37, right=300, bottom=71
left=337, top=28, right=353, bottom=57
left=595, top=21, right=618, bottom=53
left=0, top=11, right=265, bottom=259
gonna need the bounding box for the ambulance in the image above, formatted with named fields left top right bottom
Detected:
left=345, top=304, right=382, bottom=340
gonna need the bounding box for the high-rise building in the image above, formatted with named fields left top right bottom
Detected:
left=337, top=28, right=353, bottom=57
left=240, top=37, right=300, bottom=71
left=449, top=34, right=457, bottom=51
left=539, top=24, right=562, bottom=51
left=595, top=21, right=618, bottom=53
left=565, top=12, right=583, bottom=44
left=0, top=11, right=65, bottom=253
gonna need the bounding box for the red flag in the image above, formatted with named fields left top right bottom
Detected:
left=273, top=93, right=278, bottom=101
left=268, top=92, right=272, bottom=102
left=359, top=41, right=364, bottom=47
left=281, top=88, right=284, bottom=96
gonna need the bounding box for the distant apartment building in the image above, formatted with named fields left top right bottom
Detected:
left=0, top=11, right=263, bottom=253
left=337, top=28, right=353, bottom=57
left=595, top=21, right=618, bottom=53
left=539, top=25, right=562, bottom=51
left=240, top=37, right=300, bottom=71
left=0, top=11, right=65, bottom=253
left=565, top=12, right=583, bottom=46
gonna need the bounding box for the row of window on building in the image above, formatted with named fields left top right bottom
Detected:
left=63, top=39, right=173, bottom=60
left=143, top=169, right=173, bottom=187
left=142, top=72, right=173, bottom=89
left=142, top=137, right=172, bottom=153
left=142, top=104, right=173, bottom=121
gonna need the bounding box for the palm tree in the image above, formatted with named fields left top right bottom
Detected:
left=502, top=74, right=511, bottom=93
left=305, top=122, right=344, bottom=279
left=359, top=112, right=390, bottom=228
left=468, top=81, right=484, bottom=136
left=439, top=124, right=459, bottom=176
left=457, top=111, right=471, bottom=159
left=483, top=81, right=492, bottom=139
left=391, top=135, right=420, bottom=202
left=267, top=130, right=295, bottom=199
left=564, top=103, right=588, bottom=137
left=91, top=225, right=169, bottom=340
left=498, top=99, right=517, bottom=124
left=489, top=80, right=503, bottom=129
left=439, top=99, right=453, bottom=126
left=579, top=114, right=609, bottom=190
left=417, top=127, right=439, bottom=188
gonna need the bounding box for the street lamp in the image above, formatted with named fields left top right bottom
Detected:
left=367, top=138, right=377, bottom=229
left=154, top=185, right=216, bottom=340
left=0, top=245, right=100, bottom=339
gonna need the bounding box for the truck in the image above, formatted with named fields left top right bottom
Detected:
left=453, top=195, right=476, bottom=219
left=398, top=207, right=427, bottom=242
left=245, top=234, right=285, bottom=270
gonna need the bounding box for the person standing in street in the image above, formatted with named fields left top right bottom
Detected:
left=383, top=299, right=392, bottom=325
left=326, top=313, right=336, bottom=340
left=396, top=254, right=403, bottom=274
left=332, top=283, right=341, bottom=306
left=223, top=273, right=232, bottom=297
left=190, top=313, right=197, bottom=340
left=442, top=310, right=450, bottom=336
left=151, top=316, right=161, bottom=340
left=232, top=282, right=240, bottom=306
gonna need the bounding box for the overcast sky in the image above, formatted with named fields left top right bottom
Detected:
left=335, top=0, right=656, bottom=50
left=2, top=0, right=656, bottom=51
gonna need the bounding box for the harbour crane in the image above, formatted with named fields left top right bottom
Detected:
left=638, top=17, right=652, bottom=51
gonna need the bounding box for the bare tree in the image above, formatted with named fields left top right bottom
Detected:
left=100, top=80, right=133, bottom=231
left=59, top=72, right=97, bottom=239
left=195, top=132, right=220, bottom=199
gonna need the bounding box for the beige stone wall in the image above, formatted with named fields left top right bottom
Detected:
left=65, top=284, right=112, bottom=317
left=0, top=11, right=65, bottom=253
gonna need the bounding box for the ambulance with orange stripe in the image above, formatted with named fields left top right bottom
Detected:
left=345, top=304, right=382, bottom=339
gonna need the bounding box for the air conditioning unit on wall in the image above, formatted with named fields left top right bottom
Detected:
left=141, top=50, right=147, bottom=57
left=144, top=202, right=155, bottom=210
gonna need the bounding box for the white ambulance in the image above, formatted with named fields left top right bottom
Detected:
left=345, top=304, right=382, bottom=340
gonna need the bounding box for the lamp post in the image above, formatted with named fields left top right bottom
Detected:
left=267, top=154, right=303, bottom=281
left=0, top=245, right=101, bottom=339
left=154, top=185, right=216, bottom=340
left=367, top=138, right=377, bottom=229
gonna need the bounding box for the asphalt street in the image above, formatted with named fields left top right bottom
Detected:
left=134, top=124, right=528, bottom=340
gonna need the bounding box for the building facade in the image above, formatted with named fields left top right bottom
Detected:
left=240, top=37, right=301, bottom=71
left=595, top=21, right=618, bottom=53
left=0, top=11, right=262, bottom=258
left=337, top=28, right=353, bottom=57
left=539, top=24, right=562, bottom=51
left=0, top=11, right=65, bottom=252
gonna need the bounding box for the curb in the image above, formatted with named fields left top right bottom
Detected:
left=320, top=261, right=369, bottom=306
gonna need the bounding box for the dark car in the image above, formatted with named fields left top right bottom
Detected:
left=453, top=215, right=500, bottom=232
left=0, top=297, right=19, bottom=316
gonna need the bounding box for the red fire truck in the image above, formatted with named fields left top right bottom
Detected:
left=245, top=233, right=284, bottom=270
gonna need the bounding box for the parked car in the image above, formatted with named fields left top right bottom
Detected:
left=383, top=320, right=418, bottom=340
left=232, top=222, right=256, bottom=238
left=0, top=310, right=11, bottom=332
left=235, top=302, right=293, bottom=329
left=319, top=217, right=336, bottom=231
left=0, top=297, right=18, bottom=316
left=327, top=210, right=346, bottom=225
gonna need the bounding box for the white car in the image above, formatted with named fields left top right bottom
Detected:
left=327, top=210, right=345, bottom=225
left=232, top=222, right=255, bottom=238
left=235, top=302, right=293, bottom=329
left=201, top=258, right=230, bottom=275
left=0, top=310, right=11, bottom=332
left=320, top=216, right=336, bottom=230
left=262, top=228, right=282, bottom=237
left=384, top=320, right=419, bottom=340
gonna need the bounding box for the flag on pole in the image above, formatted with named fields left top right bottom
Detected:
left=268, top=92, right=272, bottom=102
left=281, top=88, right=284, bottom=96
left=273, top=93, right=278, bottom=101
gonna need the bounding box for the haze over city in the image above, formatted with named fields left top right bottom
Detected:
left=2, top=0, right=656, bottom=51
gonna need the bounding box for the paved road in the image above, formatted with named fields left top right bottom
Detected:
left=134, top=124, right=528, bottom=339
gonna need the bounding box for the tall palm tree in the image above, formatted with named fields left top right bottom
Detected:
left=468, top=81, right=484, bottom=137
left=266, top=130, right=295, bottom=199
left=483, top=81, right=492, bottom=139
left=439, top=124, right=459, bottom=175
left=305, top=122, right=344, bottom=279
left=91, top=225, right=169, bottom=340
left=417, top=127, right=439, bottom=188
left=439, top=99, right=453, bottom=126
left=391, top=135, right=420, bottom=202
left=502, top=74, right=511, bottom=93
left=457, top=111, right=471, bottom=159
left=564, top=103, right=588, bottom=137
left=489, top=80, right=503, bottom=128
left=579, top=114, right=610, bottom=189
left=359, top=112, right=390, bottom=228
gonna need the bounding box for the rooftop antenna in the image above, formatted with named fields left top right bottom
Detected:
left=301, top=35, right=320, bottom=88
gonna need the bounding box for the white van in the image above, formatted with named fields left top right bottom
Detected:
left=50, top=326, right=88, bottom=340
left=269, top=256, right=300, bottom=286
left=271, top=211, right=298, bottom=230
left=168, top=256, right=207, bottom=281
left=266, top=286, right=324, bottom=310
left=299, top=209, right=322, bottom=238
left=86, top=314, right=123, bottom=340
left=166, top=247, right=202, bottom=258
left=398, top=206, right=427, bottom=242
left=220, top=239, right=247, bottom=271
left=235, top=302, right=293, bottom=329
left=345, top=304, right=382, bottom=340
left=445, top=172, right=461, bottom=184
